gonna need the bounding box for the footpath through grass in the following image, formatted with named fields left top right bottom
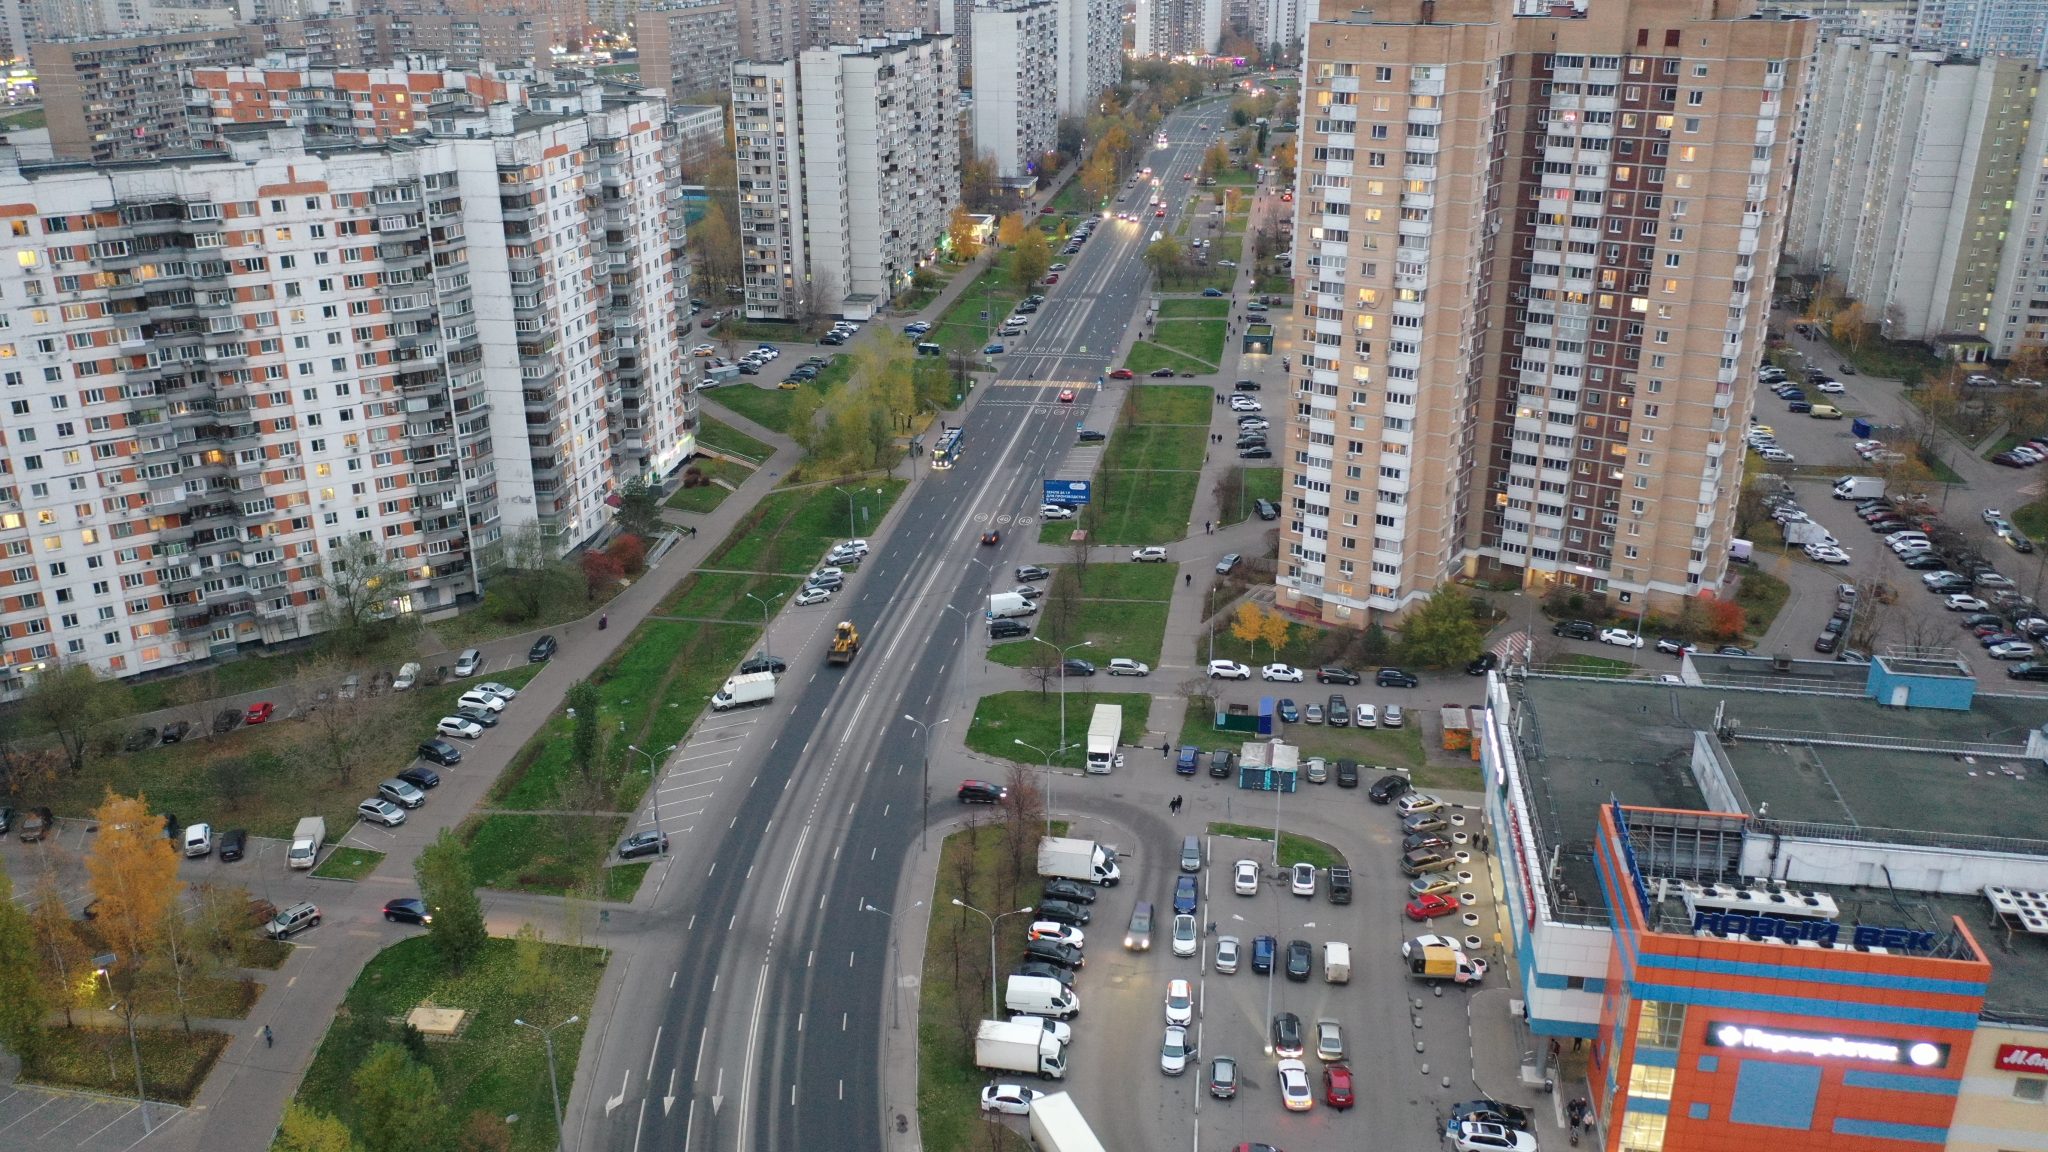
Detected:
left=1044, top=385, right=1209, bottom=546
left=965, top=690, right=1152, bottom=770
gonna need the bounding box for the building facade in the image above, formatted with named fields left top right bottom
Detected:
left=1914, top=0, right=2048, bottom=65
left=35, top=30, right=252, bottom=162
left=242, top=14, right=395, bottom=66
left=733, top=31, right=957, bottom=319
left=970, top=0, right=1056, bottom=179
left=1276, top=0, right=1811, bottom=627
left=1053, top=0, right=1118, bottom=117
left=186, top=54, right=521, bottom=146
left=635, top=0, right=739, bottom=102
left=668, top=101, right=726, bottom=175
left=0, top=95, right=690, bottom=695
left=1785, top=40, right=2048, bottom=358
left=1133, top=0, right=1219, bottom=58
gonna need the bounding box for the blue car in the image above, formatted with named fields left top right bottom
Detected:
left=1277, top=698, right=1299, bottom=723
left=1252, top=934, right=1276, bottom=975
left=1174, top=874, right=1198, bottom=915
left=984, top=343, right=1005, bottom=354
left=1176, top=745, right=1200, bottom=775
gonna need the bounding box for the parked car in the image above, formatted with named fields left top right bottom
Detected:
left=528, top=634, right=558, bottom=662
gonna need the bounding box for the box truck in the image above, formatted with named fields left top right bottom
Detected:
left=287, top=816, right=325, bottom=869
left=1037, top=836, right=1122, bottom=886
left=1784, top=520, right=1836, bottom=547
left=1409, top=945, right=1489, bottom=985
left=1084, top=703, right=1123, bottom=774
left=976, top=1019, right=1068, bottom=1079
left=711, top=671, right=777, bottom=711
left=1028, top=1091, right=1109, bottom=1152
left=1833, top=475, right=1885, bottom=500
left=1729, top=539, right=1754, bottom=565
left=1005, top=974, right=1080, bottom=1019
left=988, top=591, right=1038, bottom=618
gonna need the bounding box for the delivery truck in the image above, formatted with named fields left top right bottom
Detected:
left=1028, top=1091, right=1109, bottom=1152
left=1037, top=836, right=1122, bottom=886
left=976, top=1019, right=1068, bottom=1079
left=287, top=816, right=325, bottom=869
left=1084, top=703, right=1123, bottom=774
left=988, top=591, right=1038, bottom=618
left=1833, top=475, right=1885, bottom=500
left=711, top=671, right=776, bottom=711
left=1005, top=974, right=1080, bottom=1019
left=1409, top=944, right=1489, bottom=985
left=1784, top=520, right=1837, bottom=547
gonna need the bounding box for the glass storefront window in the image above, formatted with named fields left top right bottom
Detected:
left=1626, top=1063, right=1674, bottom=1100
left=1619, top=1109, right=1668, bottom=1152
left=1635, top=1000, right=1685, bottom=1050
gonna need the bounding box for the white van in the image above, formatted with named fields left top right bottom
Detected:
left=182, top=822, right=213, bottom=858
left=392, top=662, right=421, bottom=691
left=1323, top=941, right=1351, bottom=984
left=1005, top=974, right=1079, bottom=1019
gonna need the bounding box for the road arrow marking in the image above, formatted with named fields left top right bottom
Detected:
left=663, top=1067, right=678, bottom=1115
left=712, top=1067, right=724, bottom=1114
left=606, top=1071, right=629, bottom=1115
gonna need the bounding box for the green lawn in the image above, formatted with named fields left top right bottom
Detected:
left=1208, top=824, right=1346, bottom=871
left=1219, top=467, right=1282, bottom=526
left=21, top=1027, right=228, bottom=1105
left=657, top=569, right=807, bottom=621
left=2013, top=498, right=2048, bottom=540
left=694, top=415, right=773, bottom=462
left=1121, top=341, right=1214, bottom=377
left=664, top=456, right=753, bottom=514
left=1159, top=297, right=1229, bottom=318
left=918, top=826, right=1035, bottom=1152
left=893, top=262, right=962, bottom=312
left=1072, top=563, right=1179, bottom=600
left=1191, top=235, right=1244, bottom=289
left=1151, top=318, right=1226, bottom=367
left=606, top=862, right=651, bottom=902
left=1077, top=468, right=1203, bottom=545
left=964, top=690, right=1152, bottom=769
left=292, top=936, right=605, bottom=1152
left=1554, top=654, right=1636, bottom=677
left=312, top=846, right=384, bottom=881
left=1042, top=386, right=1208, bottom=545
left=1256, top=274, right=1291, bottom=296
left=704, top=478, right=906, bottom=576
left=1048, top=180, right=1103, bottom=216
left=700, top=356, right=850, bottom=435
left=1734, top=567, right=1791, bottom=639
left=1131, top=383, right=1213, bottom=423
left=987, top=600, right=1171, bottom=666
left=934, top=267, right=1026, bottom=354
left=1177, top=694, right=1426, bottom=770
left=1194, top=614, right=1325, bottom=666
left=0, top=107, right=45, bottom=131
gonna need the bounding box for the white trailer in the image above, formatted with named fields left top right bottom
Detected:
left=1084, top=704, right=1122, bottom=774
left=1027, top=1091, right=1108, bottom=1152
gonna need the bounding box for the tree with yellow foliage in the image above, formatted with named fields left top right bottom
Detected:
left=85, top=792, right=184, bottom=969
left=947, top=206, right=982, bottom=261
left=996, top=212, right=1030, bottom=250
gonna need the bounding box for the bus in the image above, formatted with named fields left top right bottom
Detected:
left=933, top=426, right=964, bottom=470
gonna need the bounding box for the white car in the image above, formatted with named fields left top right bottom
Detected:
left=1397, top=793, right=1445, bottom=815
left=1401, top=933, right=1461, bottom=959
left=1160, top=1027, right=1195, bottom=1075
left=838, top=539, right=871, bottom=557
left=1946, top=594, right=1990, bottom=612
left=474, top=681, right=520, bottom=701
left=457, top=689, right=506, bottom=714
left=1132, top=546, right=1170, bottom=562
left=1026, top=921, right=1085, bottom=948
left=437, top=716, right=485, bottom=740
left=1040, top=504, right=1076, bottom=520
left=1230, top=397, right=1262, bottom=412
left=1815, top=379, right=1845, bottom=393
left=1290, top=862, right=1316, bottom=897
left=1106, top=658, right=1151, bottom=676
left=979, top=1083, right=1042, bottom=1115
left=1216, top=934, right=1240, bottom=973
left=1277, top=1059, right=1313, bottom=1111
left=1234, top=858, right=1260, bottom=895
left=1984, top=508, right=2006, bottom=524
left=794, top=586, right=833, bottom=606
left=1453, top=1122, right=1539, bottom=1152
left=1171, top=913, right=1199, bottom=957
left=1356, top=703, right=1377, bottom=728
left=1164, top=978, right=1194, bottom=1025
left=1261, top=663, right=1303, bottom=682
left=1207, top=659, right=1253, bottom=680
left=690, top=343, right=716, bottom=357
left=1805, top=545, right=1851, bottom=564
left=1598, top=627, right=1644, bottom=648
left=1758, top=447, right=1795, bottom=462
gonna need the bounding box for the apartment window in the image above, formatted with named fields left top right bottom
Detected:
left=1375, top=66, right=1393, bottom=81
left=2015, top=1079, right=2047, bottom=1102
left=1687, top=90, right=1704, bottom=106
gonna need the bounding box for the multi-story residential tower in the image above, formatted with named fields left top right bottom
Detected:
left=1915, top=0, right=2048, bottom=65
left=35, top=30, right=252, bottom=161
left=1133, top=0, right=1217, bottom=57
left=732, top=31, right=957, bottom=319
left=971, top=0, right=1057, bottom=179
left=0, top=92, right=689, bottom=696
left=1786, top=41, right=2048, bottom=358
left=731, top=0, right=799, bottom=59
left=1054, top=0, right=1118, bottom=116
left=242, top=13, right=395, bottom=65
left=635, top=0, right=740, bottom=102
left=186, top=53, right=521, bottom=146
left=1276, top=0, right=1812, bottom=626
left=668, top=101, right=727, bottom=174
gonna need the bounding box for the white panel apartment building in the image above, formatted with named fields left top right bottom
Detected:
left=972, top=0, right=1057, bottom=179
left=0, top=95, right=690, bottom=695
left=733, top=31, right=958, bottom=319
left=1134, top=0, right=1220, bottom=57
left=1785, top=39, right=2048, bottom=357
left=1054, top=0, right=1120, bottom=116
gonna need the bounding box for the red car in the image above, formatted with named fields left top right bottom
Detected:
left=1323, top=1063, right=1355, bottom=1110
left=1109, top=368, right=1135, bottom=380
left=1155, top=207, right=1166, bottom=217
left=244, top=701, right=275, bottom=725
left=1044, top=273, right=1060, bottom=284
left=1058, top=388, right=1076, bottom=403
left=1406, top=891, right=1458, bottom=920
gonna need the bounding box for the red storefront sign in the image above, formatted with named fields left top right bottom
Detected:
left=1996, top=1044, right=2048, bottom=1074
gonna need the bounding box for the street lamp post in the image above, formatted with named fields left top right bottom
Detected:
left=1030, top=636, right=1094, bottom=750
left=1012, top=738, right=1071, bottom=837
left=92, top=953, right=150, bottom=1134
left=861, top=901, right=924, bottom=1029
left=950, top=899, right=1035, bottom=1016
left=513, top=1014, right=580, bottom=1152
left=832, top=485, right=877, bottom=539
left=901, top=714, right=951, bottom=851
left=626, top=743, right=677, bottom=849
left=743, top=591, right=786, bottom=660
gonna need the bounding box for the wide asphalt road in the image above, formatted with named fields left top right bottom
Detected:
left=596, top=102, right=1236, bottom=1152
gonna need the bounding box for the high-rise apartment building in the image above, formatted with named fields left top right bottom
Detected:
left=1133, top=0, right=1218, bottom=58
left=0, top=93, right=691, bottom=695
left=1915, top=0, right=2048, bottom=65
left=186, top=53, right=521, bottom=146
left=242, top=13, right=395, bottom=66
left=1248, top=0, right=1305, bottom=62
left=1277, top=0, right=1811, bottom=626
left=1053, top=0, right=1118, bottom=116
left=731, top=0, right=799, bottom=59
left=383, top=11, right=546, bottom=68
left=668, top=101, right=727, bottom=174
left=1787, top=41, right=2048, bottom=357
left=636, top=0, right=739, bottom=102
left=971, top=0, right=1057, bottom=179
left=35, top=30, right=252, bottom=162
left=732, top=31, right=958, bottom=319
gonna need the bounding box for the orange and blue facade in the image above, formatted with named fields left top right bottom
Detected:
left=1588, top=803, right=1990, bottom=1152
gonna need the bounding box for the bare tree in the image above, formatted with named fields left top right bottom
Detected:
left=294, top=658, right=398, bottom=787
left=316, top=536, right=405, bottom=655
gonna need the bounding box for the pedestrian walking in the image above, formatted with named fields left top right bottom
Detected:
left=1185, top=573, right=1193, bottom=587
left=1161, top=742, right=1170, bottom=758
left=262, top=1025, right=273, bottom=1048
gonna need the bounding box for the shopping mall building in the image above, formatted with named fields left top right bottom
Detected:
left=1479, top=652, right=2048, bottom=1152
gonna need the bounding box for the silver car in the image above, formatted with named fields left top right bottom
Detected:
left=1216, top=934, right=1240, bottom=973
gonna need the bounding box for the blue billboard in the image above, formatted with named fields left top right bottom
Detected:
left=1043, top=480, right=1092, bottom=506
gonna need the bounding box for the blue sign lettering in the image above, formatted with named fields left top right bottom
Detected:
left=1043, top=480, right=1092, bottom=506
left=1691, top=912, right=1938, bottom=952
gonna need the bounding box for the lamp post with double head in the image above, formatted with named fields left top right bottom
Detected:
left=861, top=901, right=924, bottom=1028
left=626, top=742, right=678, bottom=848
left=92, top=952, right=150, bottom=1134
left=1030, top=636, right=1094, bottom=750
left=1012, top=738, right=1071, bottom=837
left=743, top=590, right=786, bottom=660
left=513, top=1014, right=580, bottom=1152
left=949, top=899, right=1037, bottom=1016
left=901, top=713, right=951, bottom=851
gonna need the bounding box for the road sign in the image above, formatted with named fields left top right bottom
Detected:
left=1043, top=480, right=1092, bottom=506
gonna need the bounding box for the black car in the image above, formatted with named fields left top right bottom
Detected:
left=217, top=828, right=246, bottom=861
left=382, top=897, right=432, bottom=925
left=1552, top=619, right=1597, bottom=640
left=1016, top=565, right=1051, bottom=582
left=1285, top=939, right=1312, bottom=981
left=0, top=806, right=11, bottom=834
left=1316, top=666, right=1360, bottom=684
left=161, top=720, right=191, bottom=744
left=1254, top=499, right=1279, bottom=521
left=1149, top=367, right=1178, bottom=378
left=1270, top=1011, right=1303, bottom=1053
left=1465, top=652, right=1498, bottom=675
left=1377, top=668, right=1420, bottom=688
left=1233, top=379, right=1261, bottom=391
left=958, top=779, right=1008, bottom=803
left=740, top=654, right=788, bottom=675
left=1238, top=446, right=1273, bottom=459
left=2009, top=662, right=2048, bottom=681
left=1061, top=659, right=1097, bottom=677
left=418, top=739, right=463, bottom=766
left=212, top=708, right=243, bottom=735
left=1043, top=879, right=1098, bottom=904
left=1035, top=898, right=1091, bottom=926
left=1022, top=938, right=1084, bottom=969
left=1716, top=645, right=1752, bottom=656
left=1252, top=934, right=1276, bottom=974
left=1371, top=774, right=1413, bottom=804
left=1813, top=632, right=1840, bottom=654
left=528, top=634, right=558, bottom=662
left=124, top=727, right=158, bottom=752
left=618, top=830, right=670, bottom=859
left=1209, top=749, right=1235, bottom=778
left=989, top=618, right=1031, bottom=639
left=1013, top=961, right=1077, bottom=987
left=1078, top=429, right=1106, bottom=443
left=1327, top=694, right=1349, bottom=727
left=1450, top=1100, right=1533, bottom=1132
left=1334, top=759, right=1359, bottom=788
left=455, top=706, right=500, bottom=729
left=1902, top=554, right=1948, bottom=570
left=398, top=766, right=441, bottom=791
left=1404, top=831, right=1451, bottom=853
